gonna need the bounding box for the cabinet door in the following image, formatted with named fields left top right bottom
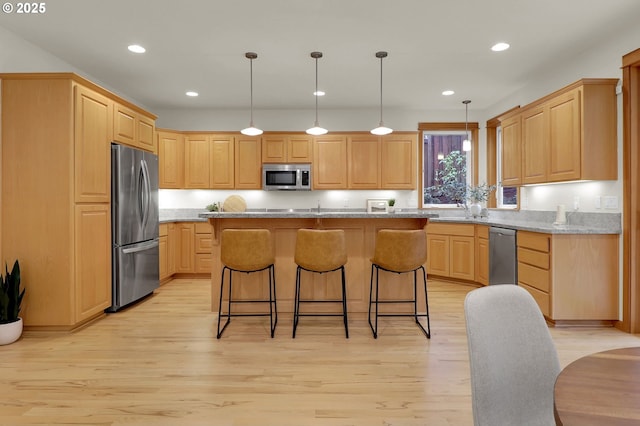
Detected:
left=185, top=135, right=211, bottom=188
left=548, top=89, right=581, bottom=182
left=288, top=135, right=312, bottom=162
left=500, top=114, right=522, bottom=186
left=313, top=135, right=347, bottom=189
left=427, top=234, right=449, bottom=276
left=175, top=223, right=195, bottom=273
left=113, top=103, right=137, bottom=146
left=522, top=105, right=548, bottom=184
left=168, top=223, right=177, bottom=276
left=381, top=134, right=417, bottom=189
left=211, top=135, right=235, bottom=189
left=235, top=136, right=262, bottom=189
left=74, top=85, right=112, bottom=203
left=138, top=114, right=156, bottom=153
left=159, top=234, right=169, bottom=280
left=158, top=131, right=185, bottom=188
left=262, top=135, right=287, bottom=163
left=75, top=204, right=111, bottom=322
left=476, top=236, right=489, bottom=285
left=348, top=135, right=380, bottom=188
left=450, top=236, right=475, bottom=280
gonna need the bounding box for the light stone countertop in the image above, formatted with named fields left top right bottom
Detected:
left=160, top=208, right=621, bottom=235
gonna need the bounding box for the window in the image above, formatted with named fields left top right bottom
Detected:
left=422, top=131, right=472, bottom=207
left=496, top=127, right=518, bottom=208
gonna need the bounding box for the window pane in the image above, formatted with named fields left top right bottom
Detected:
left=423, top=132, right=469, bottom=206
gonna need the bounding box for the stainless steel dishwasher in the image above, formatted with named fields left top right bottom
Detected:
left=489, top=227, right=518, bottom=285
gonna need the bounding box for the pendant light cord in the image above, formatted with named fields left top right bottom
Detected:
left=314, top=55, right=319, bottom=124
left=249, top=57, right=254, bottom=125
left=379, top=55, right=383, bottom=123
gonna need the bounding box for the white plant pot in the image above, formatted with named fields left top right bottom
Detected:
left=469, top=202, right=482, bottom=217
left=0, top=317, right=23, bottom=345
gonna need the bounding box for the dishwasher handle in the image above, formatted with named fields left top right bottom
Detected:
left=489, top=227, right=517, bottom=237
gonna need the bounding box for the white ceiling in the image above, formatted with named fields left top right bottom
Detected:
left=1, top=0, right=639, bottom=113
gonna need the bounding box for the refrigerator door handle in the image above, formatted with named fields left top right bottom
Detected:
left=122, top=239, right=159, bottom=254
left=139, top=159, right=151, bottom=229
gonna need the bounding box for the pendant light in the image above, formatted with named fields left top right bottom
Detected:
left=371, top=51, right=393, bottom=135
left=306, top=51, right=328, bottom=136
left=462, top=100, right=472, bottom=151
left=240, top=52, right=263, bottom=136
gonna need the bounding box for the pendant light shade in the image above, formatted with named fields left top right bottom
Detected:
left=371, top=51, right=393, bottom=136
left=462, top=100, right=472, bottom=151
left=306, top=51, right=328, bottom=136
left=241, top=52, right=263, bottom=136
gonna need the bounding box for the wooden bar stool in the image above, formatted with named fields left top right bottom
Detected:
left=293, top=229, right=349, bottom=338
left=368, top=229, right=431, bottom=339
left=217, top=229, right=277, bottom=338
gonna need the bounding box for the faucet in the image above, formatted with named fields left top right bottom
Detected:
left=317, top=200, right=321, bottom=213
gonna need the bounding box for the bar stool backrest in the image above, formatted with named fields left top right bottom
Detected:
left=221, top=229, right=274, bottom=271
left=295, top=229, right=347, bottom=272
left=372, top=229, right=427, bottom=272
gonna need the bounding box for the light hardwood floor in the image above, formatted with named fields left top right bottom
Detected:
left=2, top=278, right=639, bottom=425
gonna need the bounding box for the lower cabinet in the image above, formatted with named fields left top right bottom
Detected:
left=475, top=225, right=489, bottom=285
left=426, top=223, right=475, bottom=281
left=160, top=221, right=211, bottom=279
left=517, top=230, right=619, bottom=323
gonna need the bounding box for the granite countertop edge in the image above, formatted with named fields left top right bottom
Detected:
left=427, top=217, right=619, bottom=235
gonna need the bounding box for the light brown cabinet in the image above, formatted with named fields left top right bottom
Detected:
left=380, top=133, right=417, bottom=189
left=235, top=136, right=262, bottom=189
left=313, top=135, right=348, bottom=189
left=0, top=73, right=139, bottom=329
left=517, top=230, right=619, bottom=323
left=426, top=223, right=475, bottom=281
left=161, top=221, right=211, bottom=278
left=158, top=130, right=185, bottom=189
left=500, top=114, right=522, bottom=186
left=348, top=134, right=380, bottom=189
left=184, top=134, right=211, bottom=189
left=499, top=79, right=618, bottom=185
left=262, top=134, right=312, bottom=163
left=113, top=101, right=156, bottom=153
left=475, top=225, right=489, bottom=285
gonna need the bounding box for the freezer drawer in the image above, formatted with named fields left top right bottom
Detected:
left=109, top=239, right=159, bottom=312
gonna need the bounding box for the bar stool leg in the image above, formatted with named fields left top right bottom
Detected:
left=341, top=266, right=349, bottom=338
left=421, top=266, right=431, bottom=338
left=268, top=264, right=278, bottom=338
left=292, top=266, right=302, bottom=338
left=217, top=266, right=232, bottom=339
left=368, top=264, right=380, bottom=339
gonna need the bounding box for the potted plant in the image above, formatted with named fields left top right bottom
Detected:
left=0, top=260, right=25, bottom=345
left=466, top=183, right=497, bottom=217
left=388, top=198, right=396, bottom=213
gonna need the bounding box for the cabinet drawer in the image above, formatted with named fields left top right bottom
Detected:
left=195, top=254, right=212, bottom=273
left=518, top=262, right=550, bottom=293
left=159, top=223, right=169, bottom=237
left=427, top=223, right=475, bottom=237
left=476, top=225, right=489, bottom=239
left=195, top=233, right=212, bottom=254
left=518, top=247, right=550, bottom=269
left=518, top=231, right=550, bottom=252
left=519, top=283, right=550, bottom=317
left=195, top=222, right=211, bottom=234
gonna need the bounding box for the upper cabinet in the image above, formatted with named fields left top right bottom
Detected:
left=347, top=134, right=380, bottom=189
left=313, top=135, right=348, bottom=189
left=499, top=78, right=618, bottom=186
left=235, top=135, right=262, bottom=189
left=380, top=133, right=417, bottom=189
left=158, top=130, right=185, bottom=189
left=262, top=134, right=312, bottom=163
left=113, top=102, right=157, bottom=153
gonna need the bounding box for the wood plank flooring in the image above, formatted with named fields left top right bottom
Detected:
left=1, top=278, right=639, bottom=425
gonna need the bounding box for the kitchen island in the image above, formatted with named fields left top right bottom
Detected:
left=199, top=209, right=437, bottom=316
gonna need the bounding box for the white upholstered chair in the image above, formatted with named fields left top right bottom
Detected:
left=464, top=285, right=560, bottom=426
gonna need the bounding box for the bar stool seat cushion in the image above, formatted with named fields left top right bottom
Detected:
left=371, top=229, right=427, bottom=272
left=295, top=229, right=347, bottom=272
left=221, top=229, right=275, bottom=271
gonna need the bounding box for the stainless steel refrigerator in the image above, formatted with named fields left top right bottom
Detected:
left=107, top=143, right=160, bottom=312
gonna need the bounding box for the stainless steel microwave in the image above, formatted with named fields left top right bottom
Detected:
left=263, top=164, right=312, bottom=191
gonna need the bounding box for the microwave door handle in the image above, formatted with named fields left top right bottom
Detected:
left=296, top=169, right=301, bottom=188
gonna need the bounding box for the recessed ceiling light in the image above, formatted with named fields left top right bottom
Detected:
left=127, top=44, right=146, bottom=54
left=491, top=42, right=510, bottom=52
left=314, top=90, right=325, bottom=97
left=442, top=90, right=455, bottom=96
left=185, top=91, right=199, bottom=97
